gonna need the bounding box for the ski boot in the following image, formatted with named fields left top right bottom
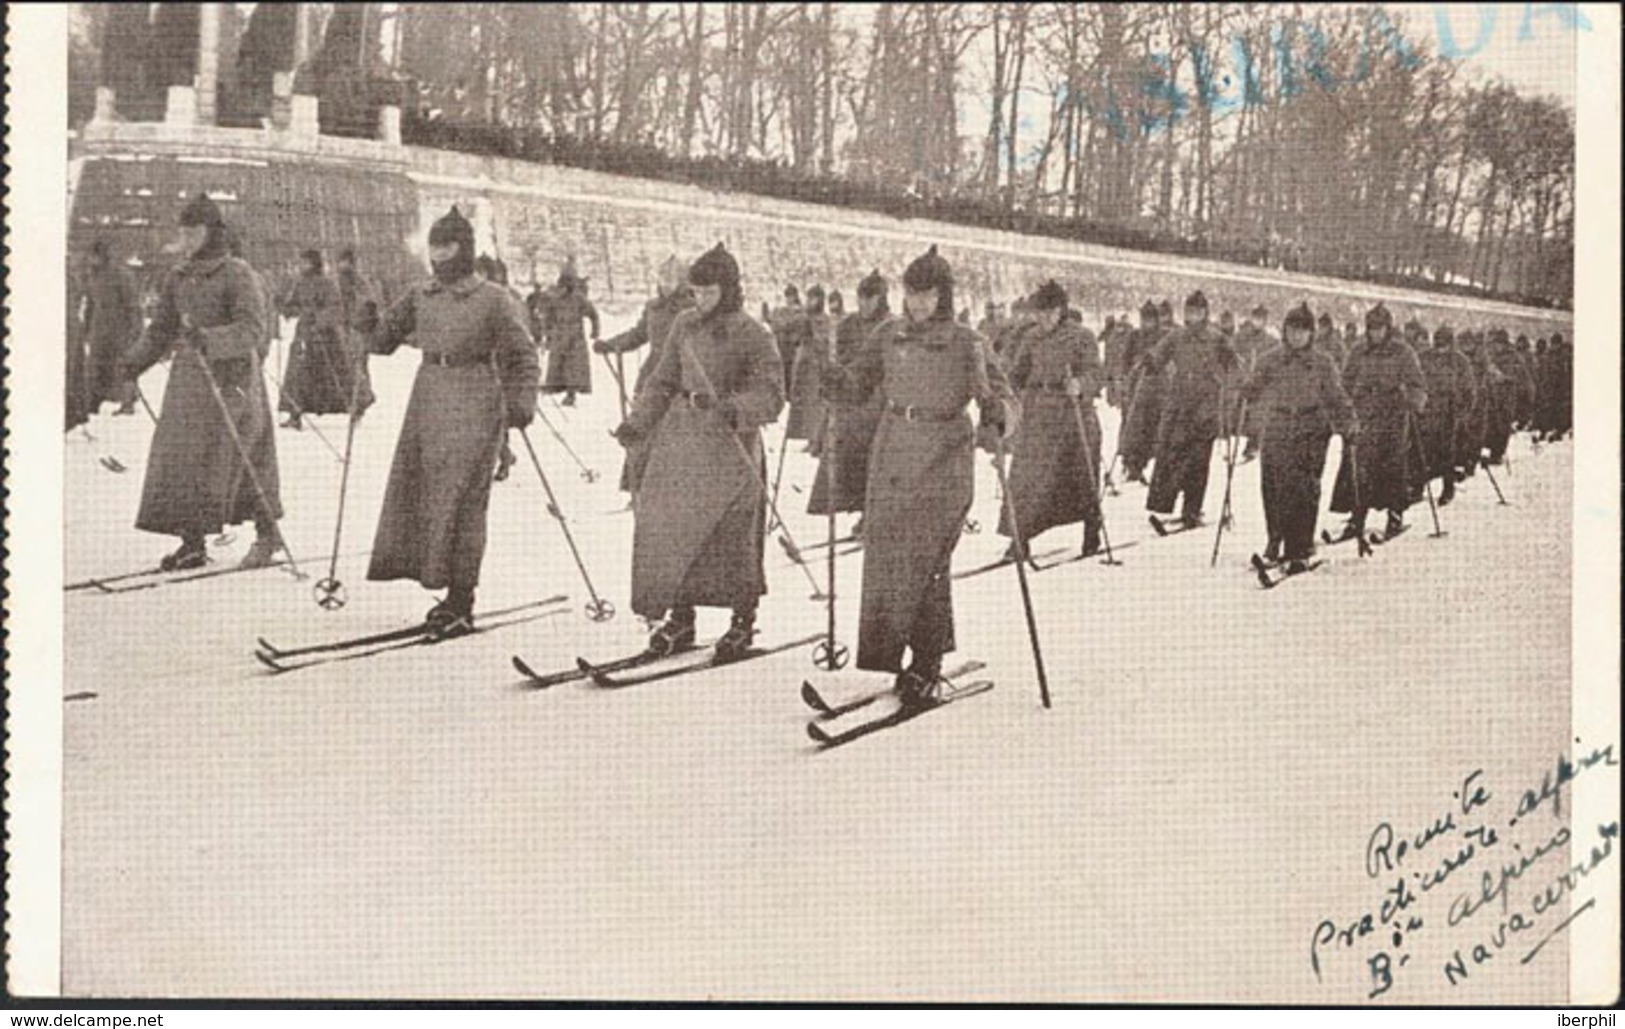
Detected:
left=647, top=607, right=697, bottom=658
left=562, top=391, right=577, bottom=407
left=159, top=536, right=208, bottom=572
left=1263, top=536, right=1283, bottom=564
left=714, top=609, right=758, bottom=662
left=1438, top=477, right=1456, bottom=506
left=894, top=655, right=945, bottom=710
left=1002, top=540, right=1028, bottom=563
left=1240, top=441, right=1259, bottom=464
left=425, top=587, right=476, bottom=640
left=850, top=516, right=865, bottom=541
left=238, top=531, right=282, bottom=570
left=280, top=414, right=303, bottom=431
left=494, top=442, right=516, bottom=482
left=1384, top=511, right=1406, bottom=538
left=1081, top=525, right=1103, bottom=558
left=1181, top=510, right=1206, bottom=530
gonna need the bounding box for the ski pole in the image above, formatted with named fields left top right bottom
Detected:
left=992, top=431, right=1051, bottom=709
left=1405, top=409, right=1447, bottom=539
left=260, top=361, right=346, bottom=463
left=766, top=416, right=792, bottom=531
left=312, top=356, right=370, bottom=610
left=1479, top=450, right=1510, bottom=506
left=1345, top=437, right=1374, bottom=558
left=533, top=398, right=600, bottom=482
left=1210, top=397, right=1247, bottom=568
left=675, top=335, right=826, bottom=600
left=813, top=336, right=848, bottom=670
left=600, top=350, right=629, bottom=422
left=189, top=348, right=306, bottom=580
left=516, top=427, right=615, bottom=621
left=1063, top=370, right=1119, bottom=566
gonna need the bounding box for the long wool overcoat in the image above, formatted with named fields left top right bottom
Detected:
left=997, top=320, right=1104, bottom=542
left=625, top=308, right=786, bottom=619
left=807, top=309, right=888, bottom=515
left=131, top=252, right=282, bottom=538
left=1415, top=345, right=1477, bottom=483
left=1240, top=344, right=1355, bottom=561
left=601, top=287, right=697, bottom=494
left=367, top=275, right=538, bottom=590
left=541, top=288, right=599, bottom=393
left=1330, top=338, right=1428, bottom=515
left=784, top=312, right=832, bottom=442
left=829, top=316, right=1016, bottom=673
left=280, top=272, right=357, bottom=415
left=1144, top=323, right=1244, bottom=517
left=81, top=262, right=142, bottom=411
left=1116, top=324, right=1169, bottom=470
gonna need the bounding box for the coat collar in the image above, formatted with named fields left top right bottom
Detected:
left=181, top=253, right=231, bottom=280
left=424, top=274, right=483, bottom=297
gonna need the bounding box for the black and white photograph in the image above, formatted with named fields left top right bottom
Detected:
left=5, top=1, right=1620, bottom=1008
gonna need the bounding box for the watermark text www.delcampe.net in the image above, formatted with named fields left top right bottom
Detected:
left=10, top=1017, right=164, bottom=1028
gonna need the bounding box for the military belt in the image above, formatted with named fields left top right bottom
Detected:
left=885, top=400, right=962, bottom=423
left=423, top=351, right=494, bottom=369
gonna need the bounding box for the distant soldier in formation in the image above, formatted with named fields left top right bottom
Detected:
left=808, top=268, right=891, bottom=537
left=828, top=290, right=846, bottom=320
left=1315, top=313, right=1344, bottom=364
left=818, top=244, right=1016, bottom=707
left=1239, top=303, right=1355, bottom=568
left=539, top=260, right=599, bottom=406
left=596, top=254, right=696, bottom=497
left=333, top=248, right=379, bottom=420
left=1414, top=323, right=1476, bottom=507
left=69, top=238, right=142, bottom=429
left=1536, top=332, right=1572, bottom=441
left=1481, top=328, right=1535, bottom=465
left=1329, top=304, right=1427, bottom=540
left=997, top=279, right=1106, bottom=559
left=366, top=206, right=540, bottom=637
left=277, top=249, right=355, bottom=430
left=1231, top=304, right=1276, bottom=462
left=785, top=285, right=832, bottom=452
left=121, top=193, right=283, bottom=571
left=1142, top=291, right=1243, bottom=529
left=612, top=243, right=786, bottom=660
left=1116, top=299, right=1168, bottom=484
left=767, top=284, right=805, bottom=394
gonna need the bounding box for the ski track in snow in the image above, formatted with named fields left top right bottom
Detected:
left=62, top=311, right=1573, bottom=1001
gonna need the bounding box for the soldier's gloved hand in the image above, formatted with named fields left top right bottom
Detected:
left=506, top=397, right=535, bottom=430
left=979, top=402, right=1009, bottom=440
left=1064, top=376, right=1085, bottom=398
left=591, top=337, right=612, bottom=355
left=689, top=391, right=717, bottom=411
left=611, top=421, right=645, bottom=448
left=715, top=396, right=741, bottom=430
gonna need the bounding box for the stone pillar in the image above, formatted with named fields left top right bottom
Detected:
left=196, top=3, right=222, bottom=125
left=378, top=105, right=402, bottom=146
left=91, top=87, right=117, bottom=125
left=271, top=71, right=295, bottom=131
left=291, top=95, right=321, bottom=140
left=165, top=86, right=198, bottom=126
left=293, top=4, right=314, bottom=72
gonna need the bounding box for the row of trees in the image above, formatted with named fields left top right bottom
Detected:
left=71, top=3, right=1575, bottom=306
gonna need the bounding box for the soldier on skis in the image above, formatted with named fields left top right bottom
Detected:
left=997, top=279, right=1105, bottom=560
left=333, top=248, right=380, bottom=421
left=540, top=259, right=599, bottom=406
left=595, top=254, right=695, bottom=497
left=785, top=285, right=833, bottom=454
left=121, top=193, right=284, bottom=571
left=611, top=243, right=787, bottom=662
left=1115, top=299, right=1167, bottom=484
left=69, top=238, right=142, bottom=427
left=1328, top=304, right=1428, bottom=542
left=818, top=245, right=1017, bottom=708
left=808, top=268, right=891, bottom=539
left=1239, top=303, right=1356, bottom=570
left=1142, top=290, right=1244, bottom=531
left=1232, top=304, right=1276, bottom=463
left=365, top=206, right=540, bottom=638
left=1414, top=324, right=1477, bottom=507
left=277, top=249, right=352, bottom=430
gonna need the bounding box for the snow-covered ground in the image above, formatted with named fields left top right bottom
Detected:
left=61, top=307, right=1575, bottom=1002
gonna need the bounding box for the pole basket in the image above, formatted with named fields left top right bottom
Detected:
left=585, top=598, right=616, bottom=622
left=313, top=577, right=348, bottom=610
left=812, top=640, right=849, bottom=671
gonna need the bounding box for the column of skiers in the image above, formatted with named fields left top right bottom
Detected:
left=113, top=198, right=1574, bottom=709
